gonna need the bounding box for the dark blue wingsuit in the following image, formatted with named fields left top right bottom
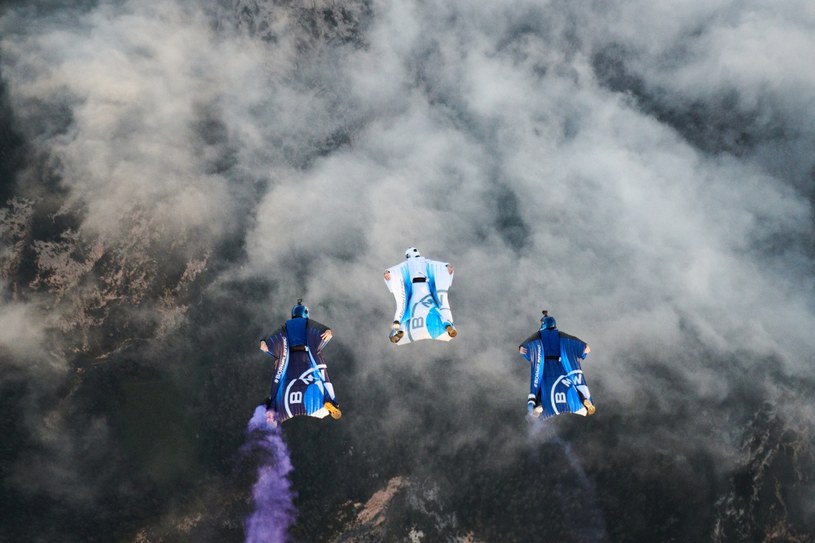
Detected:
left=520, top=328, right=593, bottom=418
left=262, top=317, right=337, bottom=422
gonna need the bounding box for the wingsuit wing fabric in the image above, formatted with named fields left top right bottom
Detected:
left=263, top=318, right=337, bottom=422
left=520, top=330, right=593, bottom=418
left=384, top=258, right=454, bottom=345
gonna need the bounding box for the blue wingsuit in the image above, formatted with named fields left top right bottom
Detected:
left=262, top=317, right=338, bottom=423
left=519, top=327, right=594, bottom=418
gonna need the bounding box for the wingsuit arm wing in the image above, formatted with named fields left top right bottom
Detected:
left=261, top=326, right=287, bottom=359
left=519, top=332, right=543, bottom=407
left=261, top=327, right=288, bottom=410
left=559, top=332, right=589, bottom=359
left=519, top=331, right=540, bottom=361
left=384, top=262, right=409, bottom=323
left=307, top=319, right=332, bottom=353
left=426, top=259, right=454, bottom=291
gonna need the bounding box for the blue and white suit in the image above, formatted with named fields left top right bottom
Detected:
left=384, top=255, right=455, bottom=344
left=520, top=328, right=593, bottom=418
left=262, top=317, right=337, bottom=422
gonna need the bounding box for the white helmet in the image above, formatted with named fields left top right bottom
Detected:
left=405, top=247, right=421, bottom=259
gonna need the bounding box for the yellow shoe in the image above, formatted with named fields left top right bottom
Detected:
left=325, top=402, right=342, bottom=420
left=389, top=329, right=404, bottom=343
left=446, top=324, right=458, bottom=338
left=583, top=399, right=596, bottom=416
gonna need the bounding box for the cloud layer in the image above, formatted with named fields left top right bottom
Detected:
left=2, top=0, right=814, bottom=540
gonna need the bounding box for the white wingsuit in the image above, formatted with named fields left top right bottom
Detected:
left=383, top=247, right=456, bottom=345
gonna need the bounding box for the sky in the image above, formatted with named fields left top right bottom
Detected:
left=1, top=0, right=814, bottom=541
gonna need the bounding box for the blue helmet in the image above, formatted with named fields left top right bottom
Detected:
left=291, top=299, right=308, bottom=319
left=540, top=310, right=556, bottom=330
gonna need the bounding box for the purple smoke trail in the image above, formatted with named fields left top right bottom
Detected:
left=243, top=405, right=297, bottom=543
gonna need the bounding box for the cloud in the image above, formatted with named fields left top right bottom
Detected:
left=2, top=0, right=814, bottom=540
left=584, top=0, right=815, bottom=190
left=199, top=0, right=815, bottom=473
left=0, top=296, right=57, bottom=362
left=242, top=0, right=815, bottom=380
left=1, top=1, right=271, bottom=242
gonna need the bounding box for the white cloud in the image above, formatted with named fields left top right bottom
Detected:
left=2, top=1, right=814, bottom=522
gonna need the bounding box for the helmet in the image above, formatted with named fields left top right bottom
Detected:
left=291, top=299, right=309, bottom=319
left=405, top=247, right=421, bottom=259
left=540, top=310, right=556, bottom=330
